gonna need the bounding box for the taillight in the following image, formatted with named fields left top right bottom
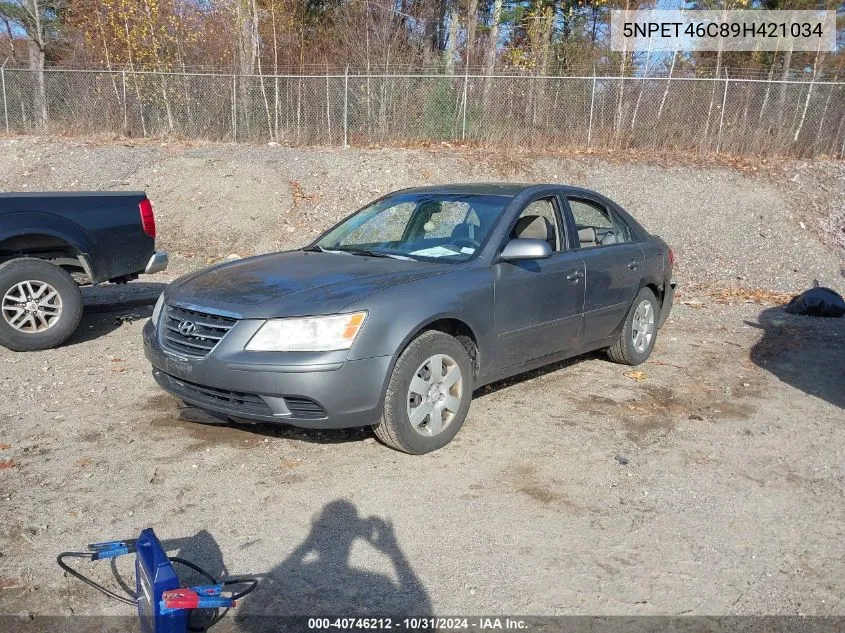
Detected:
left=139, top=198, right=156, bottom=239
left=668, top=247, right=676, bottom=266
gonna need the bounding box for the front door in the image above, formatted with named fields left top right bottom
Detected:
left=491, top=197, right=585, bottom=370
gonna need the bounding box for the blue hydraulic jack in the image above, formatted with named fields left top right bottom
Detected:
left=58, top=528, right=257, bottom=633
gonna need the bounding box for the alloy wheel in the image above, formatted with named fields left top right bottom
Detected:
left=2, top=280, right=63, bottom=333
left=406, top=353, right=463, bottom=436
left=631, top=299, right=655, bottom=353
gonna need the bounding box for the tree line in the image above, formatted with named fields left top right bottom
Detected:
left=1, top=0, right=842, bottom=80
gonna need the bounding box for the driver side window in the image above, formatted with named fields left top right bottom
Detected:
left=568, top=198, right=632, bottom=248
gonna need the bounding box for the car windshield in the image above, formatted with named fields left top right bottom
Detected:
left=314, top=192, right=511, bottom=262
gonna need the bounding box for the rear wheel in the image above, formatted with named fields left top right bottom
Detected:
left=373, top=330, right=473, bottom=454
left=0, top=258, right=83, bottom=352
left=607, top=287, right=658, bottom=366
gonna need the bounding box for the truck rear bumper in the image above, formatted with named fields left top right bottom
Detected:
left=145, top=251, right=169, bottom=275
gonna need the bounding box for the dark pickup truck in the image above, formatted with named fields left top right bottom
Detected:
left=0, top=192, right=167, bottom=351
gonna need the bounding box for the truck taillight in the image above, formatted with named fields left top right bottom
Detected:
left=668, top=247, right=676, bottom=266
left=139, top=198, right=156, bottom=238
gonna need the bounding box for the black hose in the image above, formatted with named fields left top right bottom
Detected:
left=224, top=577, right=259, bottom=600
left=168, top=557, right=218, bottom=584
left=168, top=557, right=257, bottom=600
left=56, top=552, right=137, bottom=606
left=167, top=557, right=258, bottom=632
left=57, top=550, right=257, bottom=632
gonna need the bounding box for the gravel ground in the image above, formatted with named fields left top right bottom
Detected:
left=0, top=137, right=844, bottom=627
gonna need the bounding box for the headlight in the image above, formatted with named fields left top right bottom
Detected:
left=151, top=293, right=165, bottom=327
left=245, top=312, right=367, bottom=352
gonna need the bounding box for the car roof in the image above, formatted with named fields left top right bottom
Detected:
left=394, top=183, right=604, bottom=198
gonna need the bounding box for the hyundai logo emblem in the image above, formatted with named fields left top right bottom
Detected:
left=178, top=321, right=197, bottom=336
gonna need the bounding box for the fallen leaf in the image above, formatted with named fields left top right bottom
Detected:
left=0, top=443, right=10, bottom=450
left=624, top=370, right=647, bottom=382
left=74, top=457, right=92, bottom=468
left=110, top=358, right=123, bottom=363
left=110, top=366, right=126, bottom=373
left=0, top=460, right=17, bottom=470
left=281, top=458, right=302, bottom=470
left=0, top=578, right=23, bottom=589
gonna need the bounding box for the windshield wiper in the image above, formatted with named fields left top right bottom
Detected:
left=339, top=248, right=400, bottom=259
left=302, top=245, right=325, bottom=252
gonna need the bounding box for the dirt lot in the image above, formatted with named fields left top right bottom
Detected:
left=0, top=138, right=843, bottom=626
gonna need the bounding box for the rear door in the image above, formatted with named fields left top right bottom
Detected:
left=562, top=196, right=643, bottom=345
left=491, top=195, right=585, bottom=370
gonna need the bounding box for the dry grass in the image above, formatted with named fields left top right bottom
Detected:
left=712, top=287, right=794, bottom=306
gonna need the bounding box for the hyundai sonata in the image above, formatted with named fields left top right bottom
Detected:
left=143, top=184, right=675, bottom=454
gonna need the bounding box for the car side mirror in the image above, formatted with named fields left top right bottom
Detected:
left=500, top=238, right=553, bottom=262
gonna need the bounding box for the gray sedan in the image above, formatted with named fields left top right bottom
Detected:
left=143, top=184, right=676, bottom=454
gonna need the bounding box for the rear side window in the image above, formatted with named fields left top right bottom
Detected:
left=567, top=198, right=632, bottom=248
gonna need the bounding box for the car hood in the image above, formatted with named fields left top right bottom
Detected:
left=166, top=250, right=453, bottom=318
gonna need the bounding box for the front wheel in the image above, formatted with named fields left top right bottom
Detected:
left=373, top=330, right=473, bottom=454
left=0, top=258, right=83, bottom=352
left=607, top=287, right=659, bottom=366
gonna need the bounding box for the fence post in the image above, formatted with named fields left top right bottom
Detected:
left=716, top=71, right=729, bottom=154
left=587, top=73, right=596, bottom=149
left=840, top=115, right=845, bottom=158
left=343, top=66, right=348, bottom=148
left=231, top=74, right=237, bottom=142
left=121, top=69, right=128, bottom=133
left=1, top=61, right=8, bottom=134
left=325, top=72, right=332, bottom=143
left=461, top=65, right=469, bottom=140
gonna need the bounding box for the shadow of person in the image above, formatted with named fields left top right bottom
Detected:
left=162, top=529, right=229, bottom=582
left=747, top=305, right=845, bottom=409
left=236, top=500, right=432, bottom=632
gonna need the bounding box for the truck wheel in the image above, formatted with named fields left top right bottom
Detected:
left=607, top=287, right=658, bottom=366
left=373, top=330, right=473, bottom=454
left=0, top=258, right=83, bottom=352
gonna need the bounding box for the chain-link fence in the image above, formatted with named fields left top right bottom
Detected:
left=2, top=67, right=844, bottom=157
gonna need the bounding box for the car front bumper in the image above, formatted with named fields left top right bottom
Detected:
left=143, top=319, right=391, bottom=429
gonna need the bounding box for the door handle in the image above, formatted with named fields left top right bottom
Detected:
left=627, top=260, right=641, bottom=270
left=566, top=271, right=584, bottom=281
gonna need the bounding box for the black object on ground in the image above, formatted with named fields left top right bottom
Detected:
left=784, top=282, right=845, bottom=318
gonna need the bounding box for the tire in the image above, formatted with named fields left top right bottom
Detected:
left=607, top=287, right=659, bottom=366
left=372, top=330, right=474, bottom=454
left=0, top=258, right=83, bottom=352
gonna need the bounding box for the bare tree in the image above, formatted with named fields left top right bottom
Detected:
left=233, top=0, right=258, bottom=133
left=464, top=0, right=478, bottom=67
left=443, top=0, right=458, bottom=74
left=482, top=0, right=503, bottom=102
left=0, top=0, right=63, bottom=130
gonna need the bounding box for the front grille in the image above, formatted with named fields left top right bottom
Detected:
left=156, top=371, right=274, bottom=417
left=161, top=305, right=237, bottom=358
left=285, top=396, right=327, bottom=419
